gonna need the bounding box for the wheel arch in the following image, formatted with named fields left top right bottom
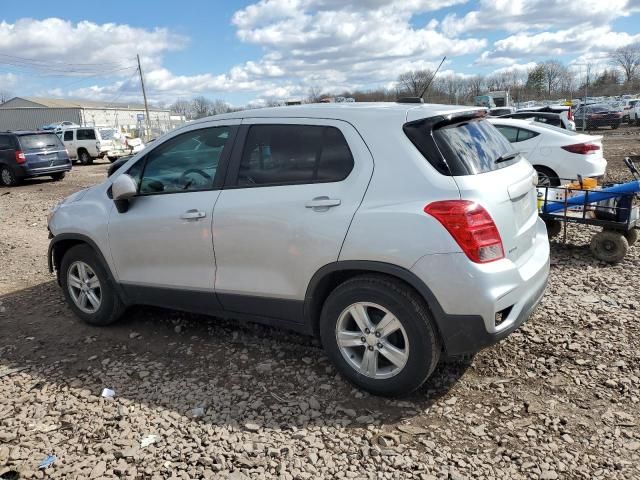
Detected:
left=49, top=233, right=116, bottom=286
left=304, top=261, right=447, bottom=341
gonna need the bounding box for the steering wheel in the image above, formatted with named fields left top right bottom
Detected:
left=180, top=169, right=211, bottom=189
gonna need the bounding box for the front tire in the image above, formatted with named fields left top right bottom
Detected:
left=0, top=165, right=19, bottom=186
left=319, top=275, right=440, bottom=397
left=60, top=244, right=124, bottom=326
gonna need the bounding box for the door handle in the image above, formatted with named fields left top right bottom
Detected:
left=180, top=209, right=206, bottom=220
left=305, top=196, right=341, bottom=209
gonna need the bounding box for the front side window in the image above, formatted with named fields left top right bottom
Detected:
left=63, top=131, right=73, bottom=141
left=138, top=126, right=231, bottom=194
left=76, top=129, right=96, bottom=140
left=237, top=125, right=354, bottom=186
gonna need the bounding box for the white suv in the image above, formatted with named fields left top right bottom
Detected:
left=58, top=127, right=132, bottom=165
left=47, top=103, right=550, bottom=396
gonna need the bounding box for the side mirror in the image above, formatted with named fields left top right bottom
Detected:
left=112, top=174, right=137, bottom=213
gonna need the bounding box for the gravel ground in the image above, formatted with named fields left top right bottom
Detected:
left=1, top=125, right=639, bottom=479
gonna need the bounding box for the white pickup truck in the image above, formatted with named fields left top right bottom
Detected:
left=57, top=127, right=144, bottom=165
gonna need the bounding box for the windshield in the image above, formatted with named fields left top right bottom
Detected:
left=18, top=133, right=63, bottom=150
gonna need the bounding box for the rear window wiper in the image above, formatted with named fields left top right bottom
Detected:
left=495, top=152, right=519, bottom=164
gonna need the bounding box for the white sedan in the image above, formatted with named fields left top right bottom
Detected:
left=488, top=118, right=607, bottom=186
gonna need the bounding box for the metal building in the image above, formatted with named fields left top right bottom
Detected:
left=0, top=97, right=173, bottom=134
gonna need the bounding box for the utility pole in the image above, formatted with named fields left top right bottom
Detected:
left=137, top=54, right=152, bottom=140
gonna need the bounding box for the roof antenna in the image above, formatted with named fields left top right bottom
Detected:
left=419, top=56, right=446, bottom=100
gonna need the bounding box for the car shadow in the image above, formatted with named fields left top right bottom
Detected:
left=0, top=280, right=471, bottom=431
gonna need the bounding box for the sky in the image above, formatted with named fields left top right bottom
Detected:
left=1, top=0, right=640, bottom=107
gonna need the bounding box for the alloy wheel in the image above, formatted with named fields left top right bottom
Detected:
left=335, top=302, right=409, bottom=379
left=67, top=261, right=102, bottom=313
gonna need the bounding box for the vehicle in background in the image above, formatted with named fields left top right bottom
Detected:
left=0, top=131, right=71, bottom=186
left=573, top=104, right=623, bottom=130
left=57, top=126, right=136, bottom=165
left=475, top=90, right=511, bottom=109
left=488, top=118, right=606, bottom=186
left=630, top=102, right=640, bottom=125
left=499, top=111, right=576, bottom=131
left=107, top=155, right=132, bottom=177
left=621, top=99, right=640, bottom=123
left=488, top=107, right=516, bottom=116
left=42, top=121, right=80, bottom=131
left=48, top=103, right=549, bottom=396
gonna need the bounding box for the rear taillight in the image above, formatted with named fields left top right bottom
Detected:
left=15, top=150, right=26, bottom=164
left=561, top=143, right=600, bottom=155
left=424, top=200, right=504, bottom=264
left=568, top=108, right=573, bottom=121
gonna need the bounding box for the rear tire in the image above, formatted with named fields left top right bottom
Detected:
left=319, top=274, right=441, bottom=397
left=78, top=149, right=93, bottom=165
left=51, top=172, right=66, bottom=181
left=60, top=244, right=124, bottom=326
left=0, top=165, right=19, bottom=186
left=624, top=228, right=638, bottom=246
left=534, top=166, right=560, bottom=187
left=590, top=230, right=629, bottom=263
left=611, top=124, right=620, bottom=130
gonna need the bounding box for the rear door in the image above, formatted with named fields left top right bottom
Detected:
left=61, top=130, right=75, bottom=158
left=17, top=133, right=68, bottom=169
left=431, top=119, right=539, bottom=265
left=212, top=119, right=374, bottom=322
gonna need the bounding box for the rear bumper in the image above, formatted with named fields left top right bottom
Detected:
left=18, top=163, right=72, bottom=178
left=411, top=218, right=550, bottom=356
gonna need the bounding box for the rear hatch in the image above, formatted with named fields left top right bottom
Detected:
left=404, top=113, right=539, bottom=264
left=18, top=133, right=69, bottom=168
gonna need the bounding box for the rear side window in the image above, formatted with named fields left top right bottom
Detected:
left=494, top=126, right=539, bottom=143
left=18, top=133, right=63, bottom=150
left=0, top=135, right=13, bottom=149
left=516, top=128, right=539, bottom=141
left=76, top=129, right=96, bottom=140
left=404, top=118, right=518, bottom=176
left=63, top=131, right=73, bottom=141
left=237, top=125, right=354, bottom=186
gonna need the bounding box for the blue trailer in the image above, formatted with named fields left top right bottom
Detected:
left=538, top=157, right=639, bottom=262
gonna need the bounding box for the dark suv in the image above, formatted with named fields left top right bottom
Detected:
left=0, top=131, right=72, bottom=186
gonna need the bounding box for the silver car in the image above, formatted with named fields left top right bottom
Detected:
left=47, top=103, right=550, bottom=396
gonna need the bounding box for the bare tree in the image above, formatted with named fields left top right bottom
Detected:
left=541, top=60, right=566, bottom=95
left=210, top=99, right=231, bottom=115
left=609, top=44, right=640, bottom=83
left=192, top=96, right=213, bottom=119
left=397, top=70, right=434, bottom=98
left=170, top=99, right=192, bottom=119
left=307, top=86, right=324, bottom=103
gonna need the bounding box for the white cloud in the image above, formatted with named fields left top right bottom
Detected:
left=477, top=25, right=640, bottom=65
left=0, top=18, right=185, bottom=71
left=442, top=0, right=633, bottom=36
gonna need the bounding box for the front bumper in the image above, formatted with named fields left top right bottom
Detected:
left=411, top=218, right=550, bottom=356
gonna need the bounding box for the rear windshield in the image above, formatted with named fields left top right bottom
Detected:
left=18, top=133, right=63, bottom=150
left=404, top=117, right=519, bottom=176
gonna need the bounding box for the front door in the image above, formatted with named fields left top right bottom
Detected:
left=107, top=121, right=238, bottom=301
left=212, top=119, right=374, bottom=323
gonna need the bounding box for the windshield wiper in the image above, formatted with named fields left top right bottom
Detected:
left=495, top=152, right=519, bottom=164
